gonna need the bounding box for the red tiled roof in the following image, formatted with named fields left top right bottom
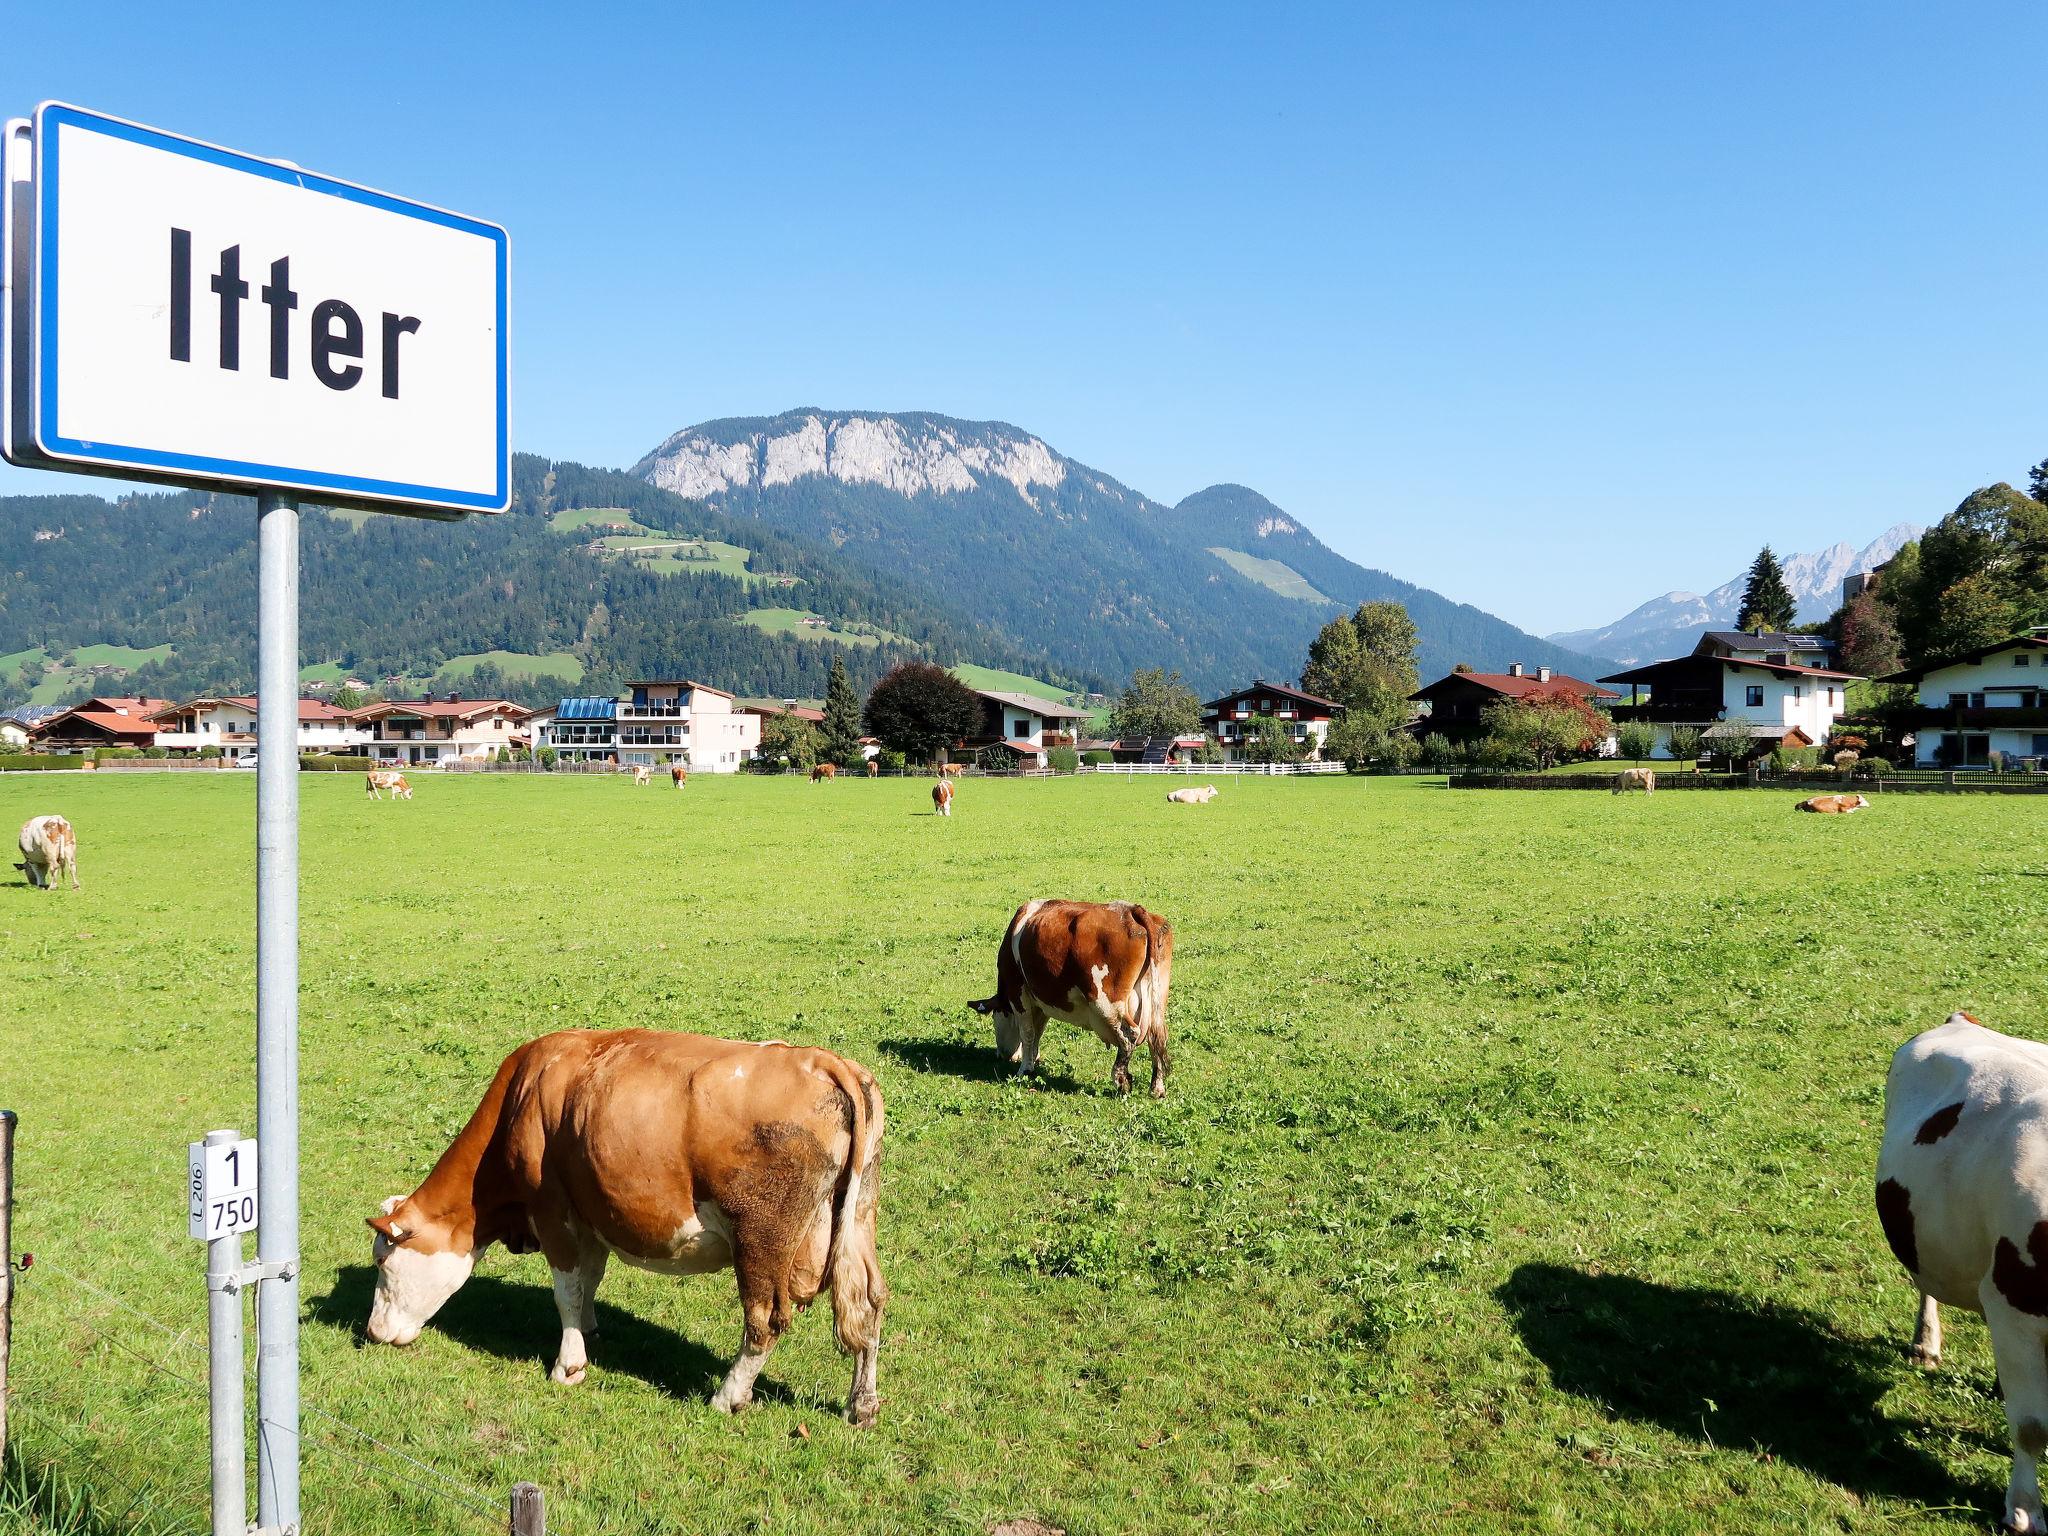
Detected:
left=351, top=699, right=531, bottom=722
left=1420, top=672, right=1621, bottom=701
left=31, top=698, right=174, bottom=739
left=150, top=696, right=355, bottom=723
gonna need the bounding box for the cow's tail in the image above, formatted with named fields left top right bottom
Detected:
left=1128, top=904, right=1172, bottom=1041
left=821, top=1056, right=886, bottom=1356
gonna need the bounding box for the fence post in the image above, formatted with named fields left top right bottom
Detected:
left=203, top=1128, right=246, bottom=1536
left=510, top=1480, right=545, bottom=1535
left=0, top=1108, right=14, bottom=1472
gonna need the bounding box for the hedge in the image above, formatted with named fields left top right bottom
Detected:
left=1450, top=771, right=1751, bottom=790
left=301, top=755, right=375, bottom=772
left=0, top=754, right=87, bottom=772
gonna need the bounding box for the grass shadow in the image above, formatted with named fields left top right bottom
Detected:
left=875, top=1035, right=1091, bottom=1095
left=1498, top=1263, right=1980, bottom=1511
left=310, top=1264, right=746, bottom=1402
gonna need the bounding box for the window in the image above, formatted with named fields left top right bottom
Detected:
left=1792, top=685, right=1803, bottom=702
left=1972, top=693, right=1986, bottom=709
left=1950, top=692, right=1968, bottom=708
left=2019, top=654, right=2031, bottom=667
left=1826, top=687, right=1837, bottom=706
left=1745, top=685, right=1764, bottom=708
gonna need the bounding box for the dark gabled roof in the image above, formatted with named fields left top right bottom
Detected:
left=1695, top=630, right=1832, bottom=655
left=1877, top=632, right=2048, bottom=686
left=553, top=697, right=618, bottom=721
left=1201, top=680, right=1344, bottom=713
left=1409, top=671, right=1619, bottom=703
left=625, top=679, right=735, bottom=698
left=1601, top=654, right=1862, bottom=686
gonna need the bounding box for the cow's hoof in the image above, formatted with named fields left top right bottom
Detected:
left=550, top=1361, right=587, bottom=1386
left=1909, top=1344, right=1940, bottom=1371
left=2004, top=1510, right=2043, bottom=1536
left=1150, top=1083, right=1168, bottom=1100
left=709, top=1389, right=751, bottom=1415
left=847, top=1394, right=880, bottom=1429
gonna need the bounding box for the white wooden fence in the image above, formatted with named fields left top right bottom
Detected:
left=1082, top=761, right=1347, bottom=775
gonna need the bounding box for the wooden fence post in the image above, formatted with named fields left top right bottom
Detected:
left=1, top=1109, right=15, bottom=1472
left=510, top=1480, right=544, bottom=1536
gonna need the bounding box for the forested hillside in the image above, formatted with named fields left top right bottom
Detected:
left=0, top=456, right=1060, bottom=710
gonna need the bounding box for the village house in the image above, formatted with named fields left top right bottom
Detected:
left=147, top=696, right=366, bottom=760
left=28, top=696, right=174, bottom=753
left=1200, top=680, right=1342, bottom=763
left=1407, top=664, right=1619, bottom=745
left=616, top=680, right=760, bottom=771
left=1692, top=629, right=1839, bottom=669
left=957, top=688, right=1092, bottom=767
left=529, top=697, right=619, bottom=763
left=352, top=697, right=533, bottom=766
left=1879, top=628, right=2048, bottom=768
left=0, top=715, right=29, bottom=749
left=1600, top=649, right=1860, bottom=759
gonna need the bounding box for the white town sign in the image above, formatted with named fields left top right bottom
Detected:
left=2, top=102, right=508, bottom=514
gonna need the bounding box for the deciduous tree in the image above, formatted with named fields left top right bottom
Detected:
left=863, top=662, right=982, bottom=765
left=1108, top=668, right=1201, bottom=742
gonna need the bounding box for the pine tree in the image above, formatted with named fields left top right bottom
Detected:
left=1737, top=547, right=1797, bottom=632
left=821, top=655, right=864, bottom=767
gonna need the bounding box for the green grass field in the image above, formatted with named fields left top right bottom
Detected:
left=431, top=650, right=586, bottom=688
left=1205, top=546, right=1332, bottom=605
left=1, top=774, right=2040, bottom=1534
left=739, top=609, right=909, bottom=648
left=0, top=645, right=176, bottom=708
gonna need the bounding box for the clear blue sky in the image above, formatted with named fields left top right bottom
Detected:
left=3, top=2, right=2042, bottom=635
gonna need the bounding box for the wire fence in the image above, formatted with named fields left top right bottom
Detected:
left=11, top=1256, right=563, bottom=1535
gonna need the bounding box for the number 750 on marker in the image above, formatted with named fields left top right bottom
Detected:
left=187, top=1137, right=258, bottom=1240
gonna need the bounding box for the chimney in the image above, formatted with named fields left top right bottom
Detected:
left=1537, top=667, right=1553, bottom=683
left=1507, top=663, right=1525, bottom=678
left=446, top=691, right=460, bottom=704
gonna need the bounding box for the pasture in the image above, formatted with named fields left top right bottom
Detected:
left=0, top=773, right=2042, bottom=1534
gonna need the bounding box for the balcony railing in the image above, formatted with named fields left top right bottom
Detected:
left=620, top=703, right=687, bottom=720
left=1909, top=706, right=2048, bottom=729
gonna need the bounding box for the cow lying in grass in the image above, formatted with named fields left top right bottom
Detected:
left=1166, top=785, right=1218, bottom=804
left=1798, top=792, right=1869, bottom=814
left=365, top=1029, right=886, bottom=1425
left=16, top=815, right=78, bottom=890
left=1879, top=1012, right=2048, bottom=1532
left=971, top=899, right=1174, bottom=1097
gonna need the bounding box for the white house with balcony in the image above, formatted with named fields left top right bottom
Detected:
left=1600, top=649, right=1860, bottom=758
left=1200, top=680, right=1342, bottom=762
left=352, top=697, right=532, bottom=765
left=1879, top=629, right=2048, bottom=767
left=615, top=680, right=760, bottom=771
left=148, top=696, right=367, bottom=759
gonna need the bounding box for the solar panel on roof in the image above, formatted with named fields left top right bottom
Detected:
left=555, top=697, right=617, bottom=721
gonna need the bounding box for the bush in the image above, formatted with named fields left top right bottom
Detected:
left=300, top=754, right=374, bottom=771
left=1419, top=732, right=1458, bottom=772
left=1769, top=745, right=1819, bottom=775
left=495, top=746, right=511, bottom=765
left=92, top=746, right=144, bottom=760
left=198, top=745, right=223, bottom=760
left=1853, top=755, right=1892, bottom=779
left=1047, top=746, right=1080, bottom=773
left=0, top=753, right=86, bottom=772
left=1616, top=719, right=1658, bottom=763
left=1666, top=724, right=1705, bottom=766
left=1081, top=749, right=1112, bottom=766
left=538, top=748, right=558, bottom=770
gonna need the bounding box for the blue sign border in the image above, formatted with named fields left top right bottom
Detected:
left=32, top=103, right=508, bottom=513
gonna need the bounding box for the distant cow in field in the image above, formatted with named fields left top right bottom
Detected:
left=365, top=771, right=412, bottom=801
left=970, top=899, right=1174, bottom=1098
left=671, top=764, right=688, bottom=788
left=16, top=815, right=78, bottom=890
left=364, top=1029, right=886, bottom=1425
left=1798, top=793, right=1869, bottom=814
left=811, top=762, right=837, bottom=783
left=631, top=765, right=653, bottom=787
left=1165, top=785, right=1218, bottom=805
left=865, top=760, right=878, bottom=778
left=1877, top=1012, right=2048, bottom=1533
left=940, top=763, right=965, bottom=778
left=1612, top=768, right=1656, bottom=795
left=933, top=780, right=954, bottom=817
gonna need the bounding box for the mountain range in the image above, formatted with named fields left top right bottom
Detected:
left=1545, top=523, right=1922, bottom=667
left=634, top=409, right=1603, bottom=689
left=0, top=408, right=1609, bottom=712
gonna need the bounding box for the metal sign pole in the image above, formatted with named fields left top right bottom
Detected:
left=254, top=490, right=300, bottom=1534
left=202, top=1128, right=247, bottom=1536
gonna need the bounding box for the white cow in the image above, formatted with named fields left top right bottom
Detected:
left=1611, top=768, right=1656, bottom=795
left=1165, top=785, right=1219, bottom=805
left=16, top=815, right=78, bottom=890
left=1879, top=1012, right=2048, bottom=1532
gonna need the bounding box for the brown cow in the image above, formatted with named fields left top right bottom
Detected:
left=932, top=780, right=954, bottom=817
left=671, top=764, right=689, bottom=788
left=364, top=1030, right=886, bottom=1424
left=16, top=815, right=78, bottom=890
left=811, top=762, right=837, bottom=782
left=365, top=770, right=413, bottom=801
left=865, top=759, right=878, bottom=778
left=940, top=763, right=965, bottom=778
left=970, top=900, right=1174, bottom=1097
left=1798, top=792, right=1870, bottom=814
left=1611, top=767, right=1655, bottom=795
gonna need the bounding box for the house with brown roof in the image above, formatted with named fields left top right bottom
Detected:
left=1408, top=664, right=1620, bottom=745
left=1599, top=650, right=1861, bottom=760
left=148, top=696, right=367, bottom=760
left=28, top=696, right=175, bottom=753
left=1200, top=680, right=1343, bottom=762
left=351, top=696, right=533, bottom=767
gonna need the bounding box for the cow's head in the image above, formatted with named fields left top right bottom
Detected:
left=364, top=1194, right=474, bottom=1346
left=967, top=994, right=1023, bottom=1063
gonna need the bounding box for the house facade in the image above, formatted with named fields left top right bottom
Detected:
left=148, top=696, right=366, bottom=759
left=1408, top=664, right=1619, bottom=744
left=1879, top=630, right=2048, bottom=767
left=353, top=698, right=533, bottom=765
left=29, top=696, right=174, bottom=752
left=1200, top=681, right=1341, bottom=762
left=956, top=688, right=1092, bottom=766
left=616, top=681, right=760, bottom=771
left=1692, top=630, right=1838, bottom=669
left=1600, top=653, right=1860, bottom=758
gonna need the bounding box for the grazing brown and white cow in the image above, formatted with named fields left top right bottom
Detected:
left=16, top=815, right=78, bottom=890
left=969, top=900, right=1174, bottom=1097
left=811, top=762, right=837, bottom=783
left=365, top=771, right=413, bottom=801
left=1611, top=767, right=1656, bottom=795
left=1798, top=792, right=1869, bottom=814
left=671, top=764, right=688, bottom=788
left=631, top=764, right=654, bottom=787
left=932, top=780, right=954, bottom=817
left=940, top=762, right=965, bottom=778
left=865, top=759, right=879, bottom=778
left=364, top=1029, right=886, bottom=1425
left=1878, top=1012, right=2048, bottom=1533
left=1165, top=785, right=1218, bottom=805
